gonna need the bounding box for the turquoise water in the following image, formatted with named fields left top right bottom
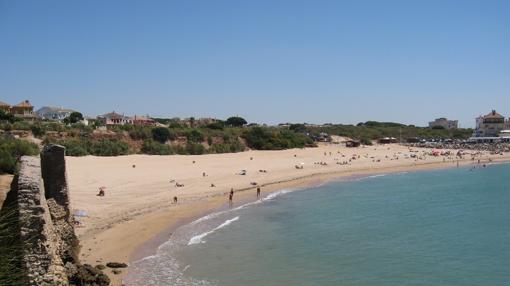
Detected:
left=128, top=163, right=510, bottom=286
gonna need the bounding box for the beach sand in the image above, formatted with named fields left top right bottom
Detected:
left=0, top=174, right=14, bottom=207
left=66, top=144, right=510, bottom=285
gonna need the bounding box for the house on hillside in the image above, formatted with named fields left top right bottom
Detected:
left=11, top=100, right=36, bottom=120
left=97, top=111, right=133, bottom=126
left=132, top=115, right=156, bottom=126
left=36, top=106, right=75, bottom=121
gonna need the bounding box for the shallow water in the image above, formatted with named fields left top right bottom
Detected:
left=127, top=164, right=510, bottom=286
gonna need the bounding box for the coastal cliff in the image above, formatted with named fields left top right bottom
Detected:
left=0, top=145, right=109, bottom=285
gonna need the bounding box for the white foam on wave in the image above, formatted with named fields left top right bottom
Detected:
left=367, top=174, right=387, bottom=179
left=188, top=216, right=240, bottom=245
left=190, top=189, right=292, bottom=225
left=132, top=189, right=292, bottom=264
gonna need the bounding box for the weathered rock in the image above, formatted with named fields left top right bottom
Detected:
left=106, top=262, right=128, bottom=268
left=69, top=264, right=110, bottom=286
left=112, top=269, right=122, bottom=275
left=95, top=264, right=106, bottom=270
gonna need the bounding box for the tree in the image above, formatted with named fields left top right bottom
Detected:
left=66, top=112, right=84, bottom=124
left=0, top=110, right=18, bottom=123
left=226, top=116, right=247, bottom=127
left=152, top=127, right=171, bottom=143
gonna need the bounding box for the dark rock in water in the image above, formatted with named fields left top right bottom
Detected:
left=112, top=269, right=122, bottom=275
left=106, top=262, right=128, bottom=268
left=68, top=264, right=110, bottom=286
left=95, top=264, right=106, bottom=270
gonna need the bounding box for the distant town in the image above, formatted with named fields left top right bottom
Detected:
left=1, top=99, right=510, bottom=144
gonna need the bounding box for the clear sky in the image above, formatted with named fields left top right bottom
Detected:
left=1, top=0, right=509, bottom=127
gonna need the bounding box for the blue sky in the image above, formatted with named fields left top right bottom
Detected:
left=1, top=0, right=509, bottom=127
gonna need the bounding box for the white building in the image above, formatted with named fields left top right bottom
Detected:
left=428, top=118, right=458, bottom=129
left=36, top=106, right=75, bottom=121
left=474, top=110, right=507, bottom=137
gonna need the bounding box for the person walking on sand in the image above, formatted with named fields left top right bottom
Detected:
left=173, top=196, right=178, bottom=204
left=257, top=187, right=261, bottom=199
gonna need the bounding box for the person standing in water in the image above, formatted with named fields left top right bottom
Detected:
left=257, top=187, right=261, bottom=199
left=229, top=188, right=234, bottom=207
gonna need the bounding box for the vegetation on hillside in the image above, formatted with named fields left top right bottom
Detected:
left=297, top=121, right=473, bottom=141
left=0, top=139, right=39, bottom=174
left=0, top=113, right=477, bottom=159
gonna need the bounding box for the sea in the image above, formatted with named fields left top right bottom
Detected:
left=127, top=163, right=510, bottom=286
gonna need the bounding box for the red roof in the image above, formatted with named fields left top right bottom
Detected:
left=14, top=100, right=33, bottom=108
left=483, top=110, right=504, bottom=119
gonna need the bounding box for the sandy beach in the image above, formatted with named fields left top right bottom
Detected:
left=66, top=144, right=510, bottom=285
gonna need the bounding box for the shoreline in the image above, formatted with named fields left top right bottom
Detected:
left=67, top=145, right=510, bottom=285
left=131, top=157, right=506, bottom=262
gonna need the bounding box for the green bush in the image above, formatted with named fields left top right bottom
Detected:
left=187, top=130, right=204, bottom=143
left=360, top=137, right=373, bottom=145
left=205, top=121, right=224, bottom=130
left=141, top=140, right=174, bottom=155
left=0, top=138, right=39, bottom=174
left=90, top=139, right=130, bottom=156
left=186, top=143, right=205, bottom=155
left=61, top=139, right=89, bottom=156
left=11, top=121, right=31, bottom=131
left=129, top=126, right=152, bottom=140
left=152, top=127, right=171, bottom=143
left=58, top=138, right=130, bottom=156
left=242, top=127, right=313, bottom=150
left=30, top=124, right=45, bottom=137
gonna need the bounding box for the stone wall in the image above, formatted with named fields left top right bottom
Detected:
left=13, top=144, right=109, bottom=285
left=17, top=155, right=69, bottom=285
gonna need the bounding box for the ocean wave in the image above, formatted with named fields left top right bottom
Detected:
left=191, top=189, right=291, bottom=225
left=188, top=216, right=240, bottom=245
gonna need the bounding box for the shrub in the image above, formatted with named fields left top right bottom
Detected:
left=141, top=140, right=174, bottom=155
left=129, top=126, right=152, bottom=140
left=61, top=139, right=89, bottom=156
left=205, top=121, right=224, bottom=130
left=186, top=143, right=205, bottom=155
left=0, top=138, right=39, bottom=174
left=152, top=127, right=171, bottom=143
left=30, top=124, right=45, bottom=137
left=360, top=137, right=373, bottom=146
left=0, top=110, right=19, bottom=124
left=0, top=150, right=16, bottom=174
left=242, top=127, right=312, bottom=150
left=187, top=130, right=204, bottom=143
left=11, top=121, right=31, bottom=131
left=90, top=139, right=130, bottom=156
